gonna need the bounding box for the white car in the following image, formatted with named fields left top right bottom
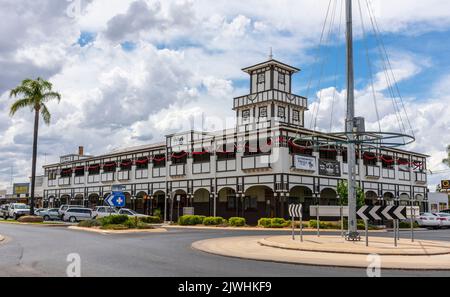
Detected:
left=416, top=213, right=441, bottom=229
left=436, top=213, right=450, bottom=228
left=118, top=208, right=148, bottom=218
left=63, top=207, right=93, bottom=223
left=6, top=203, right=30, bottom=220
left=92, top=206, right=118, bottom=219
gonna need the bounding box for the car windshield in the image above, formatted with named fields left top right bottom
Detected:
left=15, top=205, right=29, bottom=210
left=122, top=209, right=136, bottom=215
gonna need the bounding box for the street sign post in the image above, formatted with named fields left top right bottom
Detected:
left=357, top=205, right=407, bottom=247
left=289, top=204, right=303, bottom=242
left=105, top=192, right=126, bottom=208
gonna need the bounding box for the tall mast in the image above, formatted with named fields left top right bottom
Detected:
left=346, top=0, right=358, bottom=237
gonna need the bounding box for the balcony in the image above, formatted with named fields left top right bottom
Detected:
left=58, top=177, right=71, bottom=186
left=365, top=165, right=381, bottom=179
left=192, top=162, right=210, bottom=174
left=48, top=179, right=57, bottom=187
left=170, top=164, right=186, bottom=176
left=234, top=90, right=308, bottom=110
left=117, top=171, right=130, bottom=181
left=135, top=169, right=149, bottom=179
left=88, top=174, right=100, bottom=184
left=242, top=155, right=271, bottom=171
left=382, top=168, right=395, bottom=179
left=398, top=170, right=411, bottom=181
left=217, top=159, right=236, bottom=172
left=415, top=172, right=427, bottom=184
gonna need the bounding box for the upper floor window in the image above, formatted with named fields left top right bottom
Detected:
left=153, top=155, right=166, bottom=168
left=103, top=162, right=117, bottom=173
left=88, top=164, right=101, bottom=175
left=120, top=160, right=133, bottom=171
left=171, top=152, right=188, bottom=164
left=48, top=170, right=57, bottom=180
left=192, top=151, right=211, bottom=163
left=74, top=167, right=85, bottom=177
left=135, top=157, right=149, bottom=170
left=257, top=73, right=265, bottom=84
left=242, top=109, right=251, bottom=122
left=259, top=106, right=268, bottom=119
left=60, top=168, right=72, bottom=178
left=278, top=106, right=286, bottom=120
left=216, top=145, right=237, bottom=161
left=319, top=148, right=338, bottom=161
left=293, top=110, right=300, bottom=122
left=381, top=156, right=395, bottom=169
left=278, top=73, right=286, bottom=85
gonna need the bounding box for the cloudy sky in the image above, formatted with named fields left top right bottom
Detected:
left=0, top=0, right=449, bottom=191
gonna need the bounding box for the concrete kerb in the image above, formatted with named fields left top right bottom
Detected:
left=68, top=226, right=167, bottom=235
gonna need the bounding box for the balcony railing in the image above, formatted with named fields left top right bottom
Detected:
left=101, top=172, right=114, bottom=182
left=242, top=154, right=271, bottom=170
left=152, top=167, right=166, bottom=178
left=58, top=177, right=71, bottom=186
left=382, top=168, right=395, bottom=179
left=88, top=174, right=100, bottom=184
left=48, top=179, right=57, bottom=187
left=192, top=162, right=210, bottom=174
left=217, top=159, right=236, bottom=172
left=170, top=164, right=186, bottom=176
left=366, top=165, right=381, bottom=178
left=415, top=172, right=427, bottom=184
left=136, top=169, right=149, bottom=179
left=117, top=171, right=130, bottom=181
left=74, top=176, right=85, bottom=184
left=398, top=170, right=411, bottom=181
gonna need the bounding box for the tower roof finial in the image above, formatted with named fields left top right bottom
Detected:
left=269, top=47, right=273, bottom=60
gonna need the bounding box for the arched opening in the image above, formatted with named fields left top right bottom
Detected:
left=193, top=188, right=211, bottom=217
left=365, top=191, right=378, bottom=206
left=320, top=188, right=338, bottom=206
left=151, top=191, right=166, bottom=219
left=48, top=196, right=56, bottom=208
left=88, top=193, right=100, bottom=209
left=384, top=192, right=395, bottom=206
left=399, top=193, right=410, bottom=206
left=415, top=194, right=426, bottom=212
left=60, top=195, right=70, bottom=207
left=135, top=191, right=148, bottom=214
left=72, top=194, right=84, bottom=206
left=171, top=190, right=187, bottom=222
left=244, top=186, right=275, bottom=225
left=290, top=186, right=313, bottom=219
left=217, top=187, right=237, bottom=220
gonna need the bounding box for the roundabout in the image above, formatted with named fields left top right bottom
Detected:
left=192, top=235, right=450, bottom=271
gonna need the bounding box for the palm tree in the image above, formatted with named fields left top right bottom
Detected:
left=444, top=145, right=450, bottom=168
left=10, top=78, right=61, bottom=215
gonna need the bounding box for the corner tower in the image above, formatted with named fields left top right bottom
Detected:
left=233, top=58, right=308, bottom=132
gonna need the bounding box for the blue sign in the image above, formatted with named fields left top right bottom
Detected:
left=105, top=192, right=126, bottom=207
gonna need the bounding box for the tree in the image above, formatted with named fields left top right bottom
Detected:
left=10, top=78, right=61, bottom=215
left=337, top=180, right=366, bottom=208
left=443, top=145, right=450, bottom=168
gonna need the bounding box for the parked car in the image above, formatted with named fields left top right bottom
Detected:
left=2, top=203, right=31, bottom=220
left=58, top=205, right=70, bottom=219
left=63, top=207, right=93, bottom=223
left=416, top=213, right=441, bottom=229
left=92, top=206, right=118, bottom=219
left=118, top=208, right=148, bottom=218
left=37, top=208, right=61, bottom=221
left=436, top=213, right=450, bottom=228
left=441, top=209, right=450, bottom=214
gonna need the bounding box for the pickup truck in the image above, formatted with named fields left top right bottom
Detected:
left=2, top=203, right=30, bottom=220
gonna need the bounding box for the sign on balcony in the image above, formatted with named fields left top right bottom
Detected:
left=293, top=155, right=316, bottom=172
left=319, top=160, right=341, bottom=177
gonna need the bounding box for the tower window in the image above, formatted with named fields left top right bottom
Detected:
left=242, top=109, right=251, bottom=122
left=278, top=73, right=286, bottom=85
left=293, top=110, right=300, bottom=122
left=257, top=73, right=265, bottom=84
left=259, top=106, right=268, bottom=118
left=278, top=107, right=286, bottom=120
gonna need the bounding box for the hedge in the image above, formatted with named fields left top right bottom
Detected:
left=178, top=215, right=205, bottom=226
left=258, top=218, right=290, bottom=228
left=100, top=215, right=129, bottom=226
left=17, top=216, right=44, bottom=223
left=228, top=217, right=246, bottom=227
left=139, top=216, right=162, bottom=224
left=78, top=219, right=102, bottom=228
left=203, top=217, right=226, bottom=226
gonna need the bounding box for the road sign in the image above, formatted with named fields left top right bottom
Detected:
left=357, top=206, right=407, bottom=221
left=105, top=192, right=126, bottom=207
left=442, top=180, right=450, bottom=190
left=289, top=204, right=302, bottom=218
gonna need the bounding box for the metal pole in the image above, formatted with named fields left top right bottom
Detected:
left=345, top=0, right=358, bottom=239
left=340, top=202, right=344, bottom=238
left=300, top=216, right=304, bottom=242
left=365, top=220, right=369, bottom=247
left=292, top=215, right=295, bottom=241
left=316, top=203, right=320, bottom=238
left=394, top=220, right=398, bottom=247
left=410, top=200, right=415, bottom=243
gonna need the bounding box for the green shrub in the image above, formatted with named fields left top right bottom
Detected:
left=258, top=218, right=290, bottom=228
left=100, top=224, right=129, bottom=230
left=139, top=216, right=161, bottom=224
left=78, top=219, right=101, bottom=228
left=399, top=221, right=419, bottom=229
left=178, top=215, right=205, bottom=226
left=203, top=217, right=225, bottom=226
left=228, top=217, right=246, bottom=227
left=100, top=215, right=129, bottom=226
left=153, top=209, right=162, bottom=219
left=17, top=216, right=44, bottom=223
left=309, top=220, right=341, bottom=229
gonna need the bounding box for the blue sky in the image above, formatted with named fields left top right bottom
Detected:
left=0, top=0, right=449, bottom=191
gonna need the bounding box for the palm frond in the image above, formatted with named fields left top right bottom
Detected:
left=42, top=91, right=62, bottom=104
left=10, top=98, right=34, bottom=116
left=37, top=77, right=53, bottom=93
left=10, top=84, right=34, bottom=99
left=40, top=103, right=51, bottom=125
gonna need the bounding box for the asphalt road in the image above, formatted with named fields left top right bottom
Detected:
left=1, top=223, right=450, bottom=277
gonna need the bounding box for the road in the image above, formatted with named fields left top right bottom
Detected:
left=0, top=224, right=450, bottom=277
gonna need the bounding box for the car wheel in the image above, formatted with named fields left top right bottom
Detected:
left=14, top=215, right=19, bottom=221
left=69, top=217, right=77, bottom=223
left=43, top=215, right=50, bottom=221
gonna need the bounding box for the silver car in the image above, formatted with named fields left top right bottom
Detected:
left=58, top=205, right=70, bottom=218
left=37, top=208, right=61, bottom=221
left=63, top=208, right=93, bottom=223
left=92, top=206, right=118, bottom=219
left=118, top=208, right=148, bottom=218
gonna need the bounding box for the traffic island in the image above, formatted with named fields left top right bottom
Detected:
left=192, top=236, right=450, bottom=271
left=68, top=226, right=167, bottom=234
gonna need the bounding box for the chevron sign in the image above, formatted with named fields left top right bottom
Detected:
left=289, top=204, right=303, bottom=218
left=357, top=205, right=407, bottom=221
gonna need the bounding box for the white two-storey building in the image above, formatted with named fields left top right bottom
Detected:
left=42, top=58, right=429, bottom=224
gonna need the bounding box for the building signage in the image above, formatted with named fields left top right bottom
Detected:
left=442, top=180, right=450, bottom=190
left=293, top=155, right=316, bottom=172
left=319, top=160, right=341, bottom=177
left=13, top=183, right=29, bottom=196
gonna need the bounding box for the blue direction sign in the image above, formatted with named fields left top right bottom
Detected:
left=105, top=192, right=126, bottom=208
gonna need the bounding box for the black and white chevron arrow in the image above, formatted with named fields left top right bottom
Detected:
left=357, top=206, right=407, bottom=221
left=289, top=204, right=303, bottom=218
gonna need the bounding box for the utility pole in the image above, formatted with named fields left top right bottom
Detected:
left=346, top=0, right=358, bottom=239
